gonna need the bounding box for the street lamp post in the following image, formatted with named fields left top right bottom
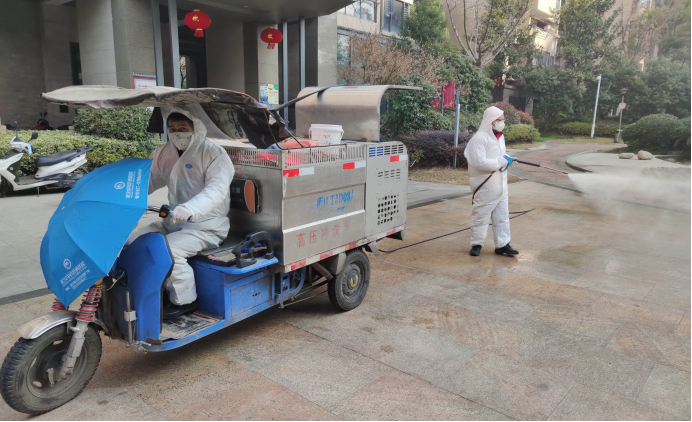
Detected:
left=615, top=88, right=627, bottom=143
left=590, top=75, right=602, bottom=139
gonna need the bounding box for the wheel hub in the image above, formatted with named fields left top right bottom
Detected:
left=342, top=264, right=363, bottom=297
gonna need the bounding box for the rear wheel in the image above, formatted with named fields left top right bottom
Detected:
left=328, top=250, right=370, bottom=311
left=1, top=325, right=102, bottom=415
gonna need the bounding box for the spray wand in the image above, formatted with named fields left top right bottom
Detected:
left=513, top=159, right=569, bottom=174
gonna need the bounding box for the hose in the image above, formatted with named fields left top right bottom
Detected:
left=379, top=208, right=535, bottom=253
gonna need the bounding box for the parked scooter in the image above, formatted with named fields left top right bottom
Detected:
left=0, top=124, right=92, bottom=196
left=35, top=112, right=54, bottom=131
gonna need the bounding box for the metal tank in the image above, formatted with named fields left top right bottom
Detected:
left=220, top=85, right=415, bottom=271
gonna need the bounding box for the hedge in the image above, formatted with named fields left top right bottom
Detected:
left=621, top=114, right=689, bottom=154
left=556, top=122, right=618, bottom=137
left=401, top=130, right=471, bottom=167
left=74, top=107, right=159, bottom=155
left=0, top=130, right=162, bottom=176
left=504, top=124, right=540, bottom=144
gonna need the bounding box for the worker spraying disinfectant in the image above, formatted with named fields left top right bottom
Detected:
left=464, top=106, right=519, bottom=257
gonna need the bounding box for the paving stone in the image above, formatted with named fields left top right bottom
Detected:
left=368, top=259, right=423, bottom=287
left=549, top=384, right=672, bottom=421
left=332, top=374, right=506, bottom=420
left=526, top=305, right=623, bottom=343
left=643, top=285, right=691, bottom=312
left=257, top=341, right=395, bottom=409
left=589, top=294, right=686, bottom=334
left=636, top=364, right=691, bottom=420
left=509, top=259, right=586, bottom=286
left=569, top=272, right=656, bottom=300
left=450, top=352, right=575, bottom=420
left=448, top=284, right=539, bottom=322
left=674, top=312, right=690, bottom=338
left=607, top=325, right=691, bottom=373
left=513, top=277, right=604, bottom=309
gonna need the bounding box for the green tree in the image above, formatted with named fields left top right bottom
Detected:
left=521, top=66, right=584, bottom=126
left=555, top=0, right=621, bottom=75
left=400, top=0, right=494, bottom=113
left=484, top=26, right=541, bottom=80
left=401, top=0, right=450, bottom=49
left=659, top=0, right=691, bottom=63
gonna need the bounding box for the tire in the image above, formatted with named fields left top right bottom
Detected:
left=0, top=176, right=13, bottom=197
left=328, top=250, right=370, bottom=311
left=1, top=324, right=102, bottom=415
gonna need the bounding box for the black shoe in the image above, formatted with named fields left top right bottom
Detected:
left=470, top=245, right=482, bottom=256
left=163, top=300, right=199, bottom=320
left=495, top=244, right=519, bottom=256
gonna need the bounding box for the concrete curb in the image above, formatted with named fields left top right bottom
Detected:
left=563, top=149, right=611, bottom=173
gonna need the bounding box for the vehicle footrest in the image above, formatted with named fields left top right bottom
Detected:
left=159, top=311, right=222, bottom=340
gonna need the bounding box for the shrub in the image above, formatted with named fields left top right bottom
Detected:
left=74, top=107, right=159, bottom=155
left=0, top=130, right=161, bottom=176
left=459, top=111, right=483, bottom=132
left=556, top=122, right=591, bottom=135
left=673, top=117, right=691, bottom=161
left=424, top=109, right=455, bottom=131
left=401, top=130, right=471, bottom=167
left=556, top=121, right=618, bottom=137
left=518, top=111, right=535, bottom=126
left=621, top=114, right=685, bottom=153
left=503, top=124, right=540, bottom=144
left=594, top=125, right=618, bottom=137
left=488, top=102, right=521, bottom=125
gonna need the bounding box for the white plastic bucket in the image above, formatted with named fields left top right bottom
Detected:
left=309, top=124, right=344, bottom=146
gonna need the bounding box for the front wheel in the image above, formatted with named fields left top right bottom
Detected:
left=328, top=250, right=370, bottom=311
left=0, top=176, right=13, bottom=197
left=1, top=324, right=102, bottom=415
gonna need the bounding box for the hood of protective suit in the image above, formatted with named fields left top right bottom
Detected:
left=148, top=106, right=235, bottom=234
left=161, top=105, right=208, bottom=155
left=463, top=105, right=508, bottom=189
left=476, top=106, right=504, bottom=138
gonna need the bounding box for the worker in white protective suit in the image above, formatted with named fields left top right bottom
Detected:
left=127, top=106, right=234, bottom=319
left=463, top=106, right=518, bottom=257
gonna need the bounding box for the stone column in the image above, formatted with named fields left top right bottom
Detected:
left=243, top=22, right=279, bottom=100
left=305, top=14, right=337, bottom=87
left=0, top=0, right=46, bottom=128
left=39, top=3, right=78, bottom=127
left=75, top=0, right=154, bottom=88
left=75, top=0, right=117, bottom=85
left=111, top=0, right=156, bottom=88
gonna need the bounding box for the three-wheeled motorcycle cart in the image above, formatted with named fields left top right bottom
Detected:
left=0, top=84, right=414, bottom=414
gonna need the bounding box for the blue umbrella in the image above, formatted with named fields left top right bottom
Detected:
left=41, top=157, right=153, bottom=306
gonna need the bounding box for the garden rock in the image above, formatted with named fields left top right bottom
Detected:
left=637, top=150, right=654, bottom=160
left=618, top=153, right=635, bottom=159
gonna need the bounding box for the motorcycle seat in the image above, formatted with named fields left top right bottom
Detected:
left=36, top=147, right=91, bottom=167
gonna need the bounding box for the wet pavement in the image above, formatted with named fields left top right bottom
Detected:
left=509, top=142, right=621, bottom=190
left=0, top=178, right=689, bottom=420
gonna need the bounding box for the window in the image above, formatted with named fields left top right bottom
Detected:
left=337, top=32, right=350, bottom=64
left=340, top=0, right=376, bottom=22
left=383, top=0, right=405, bottom=34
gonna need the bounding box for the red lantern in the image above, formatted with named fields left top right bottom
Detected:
left=260, top=27, right=283, bottom=49
left=185, top=9, right=211, bottom=38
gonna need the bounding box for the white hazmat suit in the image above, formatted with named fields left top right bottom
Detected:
left=463, top=106, right=511, bottom=248
left=128, top=106, right=234, bottom=305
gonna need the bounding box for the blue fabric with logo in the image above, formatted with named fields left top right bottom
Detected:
left=40, top=157, right=153, bottom=305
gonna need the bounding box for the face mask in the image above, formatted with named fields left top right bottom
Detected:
left=168, top=132, right=193, bottom=150
left=493, top=120, right=505, bottom=132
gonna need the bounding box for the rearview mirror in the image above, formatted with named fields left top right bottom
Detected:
left=31, top=132, right=38, bottom=140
